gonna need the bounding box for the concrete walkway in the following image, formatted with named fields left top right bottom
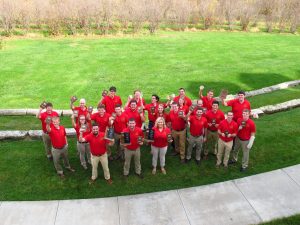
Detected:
left=1, top=164, right=300, bottom=225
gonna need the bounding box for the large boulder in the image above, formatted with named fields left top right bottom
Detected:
left=28, top=130, right=43, bottom=139
left=0, top=130, right=28, bottom=140
left=259, top=99, right=300, bottom=114
left=0, top=109, right=27, bottom=116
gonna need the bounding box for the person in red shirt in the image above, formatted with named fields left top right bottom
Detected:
left=190, top=99, right=203, bottom=116
left=156, top=104, right=169, bottom=123
left=124, top=100, right=145, bottom=128
left=79, top=123, right=113, bottom=184
left=204, top=101, right=225, bottom=159
left=36, top=102, right=59, bottom=160
left=178, top=97, right=189, bottom=115
left=110, top=104, right=129, bottom=160
left=186, top=107, right=208, bottom=164
left=125, top=89, right=146, bottom=109
left=91, top=104, right=110, bottom=132
left=150, top=117, right=172, bottom=175
left=100, top=86, right=122, bottom=114
left=173, top=87, right=192, bottom=107
left=144, top=94, right=160, bottom=129
left=71, top=114, right=91, bottom=170
left=230, top=109, right=256, bottom=172
left=168, top=102, right=187, bottom=163
left=46, top=117, right=75, bottom=178
left=199, top=87, right=215, bottom=111
left=70, top=98, right=89, bottom=123
left=122, top=118, right=144, bottom=178
left=216, top=111, right=238, bottom=168
left=223, top=90, right=251, bottom=121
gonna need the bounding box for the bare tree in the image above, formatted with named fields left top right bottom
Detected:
left=0, top=0, right=18, bottom=34
left=236, top=0, right=258, bottom=31
left=197, top=0, right=217, bottom=30
left=218, top=0, right=237, bottom=31
left=145, top=0, right=168, bottom=34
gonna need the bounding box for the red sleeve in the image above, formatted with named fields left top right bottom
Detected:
left=250, top=121, right=256, bottom=133
left=203, top=118, right=208, bottom=128
left=84, top=133, right=91, bottom=141
left=91, top=113, right=96, bottom=120
left=227, top=99, right=234, bottom=106
left=139, top=128, right=144, bottom=138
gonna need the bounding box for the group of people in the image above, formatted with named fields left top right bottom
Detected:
left=36, top=86, right=256, bottom=184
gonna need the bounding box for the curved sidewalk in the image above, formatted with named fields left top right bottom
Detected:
left=1, top=164, right=300, bottom=225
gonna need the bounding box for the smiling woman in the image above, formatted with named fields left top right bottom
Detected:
left=0, top=32, right=300, bottom=109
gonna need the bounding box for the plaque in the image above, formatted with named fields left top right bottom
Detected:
left=202, top=107, right=207, bottom=114
left=189, top=105, right=195, bottom=112
left=167, top=133, right=173, bottom=142
left=211, top=119, right=216, bottom=126
left=45, top=116, right=52, bottom=124
left=150, top=106, right=155, bottom=115
left=70, top=96, right=77, bottom=103
left=111, top=112, right=117, bottom=119
left=73, top=110, right=79, bottom=117
left=224, top=130, right=229, bottom=137
left=128, top=95, right=133, bottom=99
left=148, top=129, right=155, bottom=141
left=123, top=132, right=130, bottom=144
left=138, top=106, right=143, bottom=114
left=88, top=106, right=93, bottom=113
left=241, top=121, right=246, bottom=127
left=178, top=110, right=184, bottom=117
left=40, top=101, right=47, bottom=109
left=137, top=136, right=143, bottom=144
left=148, top=121, right=154, bottom=130
left=80, top=124, right=87, bottom=132
left=105, top=127, right=115, bottom=141
left=199, top=85, right=205, bottom=90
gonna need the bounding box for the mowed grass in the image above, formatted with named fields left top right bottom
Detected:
left=1, top=85, right=300, bottom=130
left=259, top=214, right=300, bottom=225
left=0, top=108, right=299, bottom=201
left=0, top=31, right=300, bottom=109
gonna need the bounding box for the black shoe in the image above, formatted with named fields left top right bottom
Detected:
left=240, top=167, right=247, bottom=172
left=196, top=160, right=201, bottom=165
left=186, top=158, right=191, bottom=163
left=228, top=159, right=237, bottom=165
left=180, top=159, right=186, bottom=164
left=171, top=152, right=179, bottom=156
left=47, top=156, right=53, bottom=161
left=135, top=173, right=144, bottom=179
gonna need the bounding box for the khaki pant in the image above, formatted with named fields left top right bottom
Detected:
left=51, top=145, right=71, bottom=175
left=77, top=142, right=91, bottom=167
left=124, top=148, right=141, bottom=175
left=114, top=133, right=124, bottom=159
left=42, top=132, right=52, bottom=158
left=91, top=153, right=110, bottom=180
left=187, top=135, right=203, bottom=161
left=232, top=137, right=250, bottom=169
left=216, top=139, right=233, bottom=167
left=204, top=130, right=218, bottom=156
left=172, top=129, right=186, bottom=160
left=151, top=146, right=168, bottom=168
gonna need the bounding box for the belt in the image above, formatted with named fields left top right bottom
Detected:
left=173, top=129, right=185, bottom=132
left=115, top=132, right=121, bottom=135
left=208, top=129, right=217, bottom=132
left=53, top=146, right=65, bottom=150
left=92, top=153, right=105, bottom=157
left=238, top=137, right=249, bottom=141
left=78, top=141, right=88, bottom=144
left=191, top=134, right=203, bottom=138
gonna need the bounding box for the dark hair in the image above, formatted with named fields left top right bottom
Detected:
left=115, top=104, right=121, bottom=108
left=152, top=94, right=160, bottom=102
left=243, top=109, right=250, bottom=113
left=92, top=122, right=99, bottom=127
left=238, top=90, right=246, bottom=95
left=207, top=89, right=214, bottom=93
left=97, top=104, right=105, bottom=109
left=212, top=100, right=219, bottom=106
left=46, top=102, right=53, bottom=108
left=128, top=118, right=136, bottom=122
left=178, top=87, right=185, bottom=91
left=196, top=107, right=203, bottom=111
left=109, top=86, right=117, bottom=92
left=171, top=101, right=179, bottom=106
left=130, top=100, right=137, bottom=104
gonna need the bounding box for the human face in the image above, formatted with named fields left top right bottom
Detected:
left=158, top=105, right=164, bottom=113
left=115, top=107, right=121, bottom=115
left=134, top=91, right=141, bottom=99
left=52, top=118, right=60, bottom=127
left=98, top=108, right=105, bottom=115
left=79, top=100, right=86, bottom=108
left=196, top=110, right=203, bottom=117
left=207, top=91, right=214, bottom=99
left=79, top=116, right=86, bottom=125
left=151, top=96, right=157, bottom=104
left=46, top=106, right=53, bottom=114
left=242, top=111, right=250, bottom=120
left=227, top=113, right=233, bottom=122
left=128, top=121, right=136, bottom=130
left=92, top=126, right=99, bottom=135
left=238, top=94, right=245, bottom=103
left=109, top=90, right=115, bottom=97
left=157, top=120, right=164, bottom=128
left=179, top=89, right=185, bottom=96
left=171, top=104, right=178, bottom=112
left=197, top=100, right=203, bottom=107
left=179, top=98, right=184, bottom=106
left=130, top=102, right=137, bottom=110
left=212, top=103, right=218, bottom=112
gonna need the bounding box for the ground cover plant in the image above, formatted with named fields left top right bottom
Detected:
left=0, top=108, right=299, bottom=201
left=0, top=32, right=300, bottom=109
left=259, top=214, right=300, bottom=225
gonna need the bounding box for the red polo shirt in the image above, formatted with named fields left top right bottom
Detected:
left=122, top=127, right=144, bottom=150
left=206, top=109, right=225, bottom=131
left=151, top=127, right=171, bottom=148
left=40, top=111, right=59, bottom=133
left=91, top=113, right=111, bottom=132
left=173, top=96, right=192, bottom=107
left=237, top=118, right=256, bottom=141
left=84, top=132, right=109, bottom=156
left=101, top=95, right=122, bottom=114
left=124, top=108, right=143, bottom=128
left=218, top=119, right=238, bottom=142
left=156, top=112, right=169, bottom=122
left=169, top=110, right=186, bottom=131
left=113, top=113, right=129, bottom=134
left=227, top=99, right=251, bottom=121
left=179, top=105, right=189, bottom=115
left=189, top=115, right=208, bottom=136
left=73, top=106, right=88, bottom=118
left=202, top=96, right=215, bottom=110
left=74, top=123, right=91, bottom=140
left=48, top=125, right=67, bottom=149
left=145, top=103, right=159, bottom=122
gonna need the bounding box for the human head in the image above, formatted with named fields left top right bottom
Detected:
left=109, top=86, right=116, bottom=97
left=158, top=104, right=164, bottom=114
left=129, top=100, right=137, bottom=110
left=178, top=97, right=185, bottom=106
left=46, top=102, right=53, bottom=114
left=92, top=123, right=99, bottom=135
left=212, top=100, right=219, bottom=111
left=97, top=104, right=106, bottom=115
left=238, top=90, right=246, bottom=102
left=195, top=107, right=203, bottom=117
left=79, top=98, right=86, bottom=108
left=79, top=115, right=86, bottom=125
left=51, top=116, right=60, bottom=126
left=128, top=118, right=136, bottom=130
left=171, top=102, right=179, bottom=112
left=155, top=117, right=166, bottom=129
left=115, top=104, right=122, bottom=115
left=178, top=88, right=185, bottom=97
left=227, top=111, right=233, bottom=122
left=242, top=109, right=250, bottom=120
left=134, top=90, right=142, bottom=99
left=196, top=99, right=203, bottom=107
left=151, top=94, right=159, bottom=104
left=207, top=89, right=214, bottom=99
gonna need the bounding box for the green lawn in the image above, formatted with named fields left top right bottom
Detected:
left=259, top=214, right=300, bottom=225
left=0, top=108, right=299, bottom=201
left=1, top=31, right=300, bottom=109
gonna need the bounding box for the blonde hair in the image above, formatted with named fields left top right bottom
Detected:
left=154, top=117, right=166, bottom=129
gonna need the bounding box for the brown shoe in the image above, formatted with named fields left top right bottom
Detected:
left=106, top=178, right=113, bottom=185
left=58, top=173, right=65, bottom=179
left=161, top=168, right=166, bottom=175
left=67, top=167, right=75, bottom=172
left=89, top=178, right=96, bottom=184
